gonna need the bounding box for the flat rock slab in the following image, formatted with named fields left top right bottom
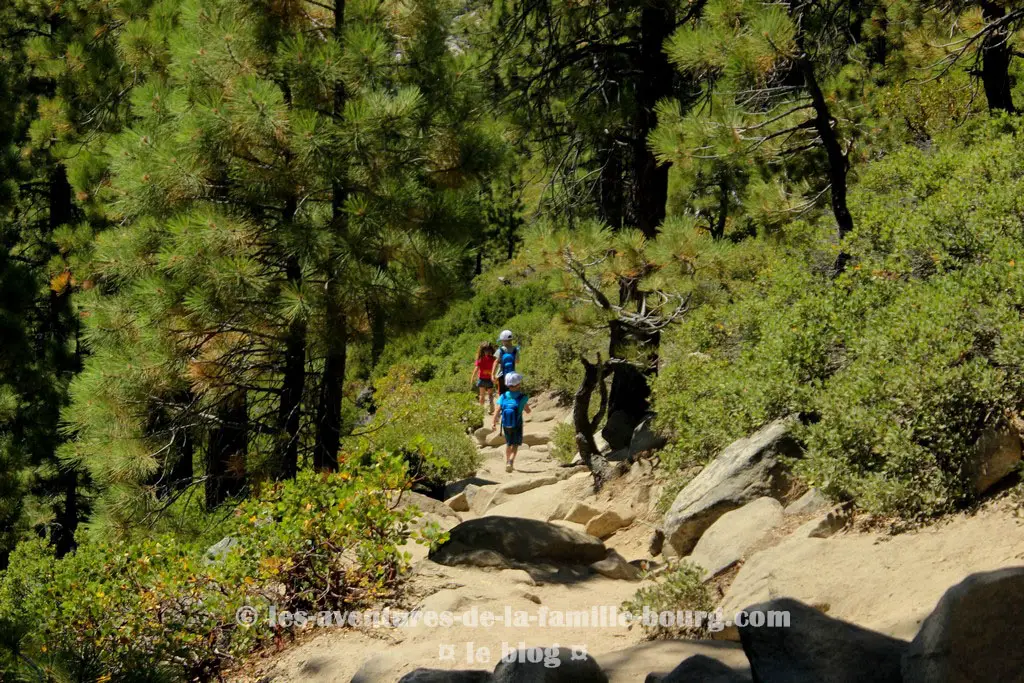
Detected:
left=429, top=516, right=607, bottom=567
left=688, top=497, right=783, bottom=578
left=739, top=598, right=907, bottom=683
left=488, top=476, right=559, bottom=507
left=663, top=418, right=799, bottom=556
left=585, top=509, right=635, bottom=539
left=902, top=567, right=1024, bottom=683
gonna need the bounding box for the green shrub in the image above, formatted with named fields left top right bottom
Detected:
left=351, top=365, right=482, bottom=483
left=653, top=124, right=1024, bottom=518
left=622, top=561, right=714, bottom=640
left=0, top=457, right=421, bottom=681
left=550, top=421, right=577, bottom=465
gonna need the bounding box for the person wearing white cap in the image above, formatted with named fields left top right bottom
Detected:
left=492, top=329, right=520, bottom=395
left=492, top=371, right=530, bottom=472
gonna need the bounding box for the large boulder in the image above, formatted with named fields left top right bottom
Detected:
left=902, top=567, right=1024, bottom=683
left=783, top=488, right=830, bottom=517
left=474, top=426, right=493, bottom=447
left=688, top=497, right=783, bottom=578
left=429, top=516, right=607, bottom=567
left=584, top=509, right=635, bottom=540
left=590, top=549, right=642, bottom=581
left=492, top=649, right=607, bottom=683
left=645, top=655, right=750, bottom=683
left=399, top=670, right=492, bottom=683
left=739, top=598, right=907, bottom=683
left=602, top=410, right=640, bottom=451
left=663, top=418, right=800, bottom=556
left=629, top=414, right=668, bottom=457
left=203, top=536, right=238, bottom=565
left=968, top=427, right=1021, bottom=495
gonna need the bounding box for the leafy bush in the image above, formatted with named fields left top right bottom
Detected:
left=351, top=365, right=482, bottom=483
left=622, top=561, right=714, bottom=639
left=0, top=457, right=421, bottom=681
left=653, top=123, right=1024, bottom=518
left=549, top=421, right=577, bottom=465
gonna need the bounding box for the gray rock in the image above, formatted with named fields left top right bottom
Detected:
left=645, top=654, right=750, bottom=682
left=602, top=410, right=640, bottom=451
left=783, top=488, right=830, bottom=517
left=688, top=497, right=783, bottom=578
left=564, top=502, right=602, bottom=525
left=630, top=414, right=668, bottom=456
left=584, top=509, right=635, bottom=539
left=663, top=418, right=800, bottom=556
left=446, top=490, right=471, bottom=512
left=648, top=528, right=665, bottom=557
left=429, top=516, right=607, bottom=567
left=492, top=649, right=607, bottom=682
left=474, top=426, right=493, bottom=447
left=968, top=427, right=1022, bottom=495
left=203, top=536, right=238, bottom=565
left=902, top=567, right=1024, bottom=683
left=739, top=598, right=906, bottom=683
left=590, top=549, right=642, bottom=581
left=792, top=507, right=850, bottom=539
left=399, top=669, right=492, bottom=682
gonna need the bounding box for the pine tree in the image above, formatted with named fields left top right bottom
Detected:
left=65, top=0, right=498, bottom=528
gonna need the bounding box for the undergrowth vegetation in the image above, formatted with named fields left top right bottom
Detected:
left=0, top=457, right=428, bottom=679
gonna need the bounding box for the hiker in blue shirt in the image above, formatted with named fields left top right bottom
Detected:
left=492, top=329, right=520, bottom=395
left=491, top=372, right=531, bottom=473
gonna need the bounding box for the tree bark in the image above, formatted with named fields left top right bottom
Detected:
left=712, top=177, right=728, bottom=240
left=599, top=141, right=624, bottom=230
left=314, top=290, right=346, bottom=472
left=313, top=0, right=349, bottom=473
left=206, top=392, right=247, bottom=509
left=979, top=1, right=1016, bottom=113
left=629, top=0, right=675, bottom=238
left=573, top=355, right=616, bottom=491
left=796, top=44, right=853, bottom=273
left=276, top=194, right=307, bottom=480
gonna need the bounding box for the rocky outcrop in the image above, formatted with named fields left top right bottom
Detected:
left=629, top=414, right=668, bottom=457
left=968, top=427, right=1021, bottom=495
left=429, top=516, right=607, bottom=567
left=739, top=598, right=907, bottom=683
left=688, top=497, right=783, bottom=578
left=902, top=567, right=1024, bottom=683
left=662, top=418, right=800, bottom=556
left=584, top=509, right=635, bottom=539
left=783, top=488, right=830, bottom=517
left=590, top=548, right=642, bottom=581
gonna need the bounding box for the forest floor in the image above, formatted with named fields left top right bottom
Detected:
left=230, top=394, right=1024, bottom=682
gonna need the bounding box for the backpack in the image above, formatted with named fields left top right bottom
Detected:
left=500, top=392, right=526, bottom=430
left=498, top=346, right=518, bottom=375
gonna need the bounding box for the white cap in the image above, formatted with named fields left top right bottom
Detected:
left=505, top=372, right=522, bottom=386
left=499, top=330, right=513, bottom=341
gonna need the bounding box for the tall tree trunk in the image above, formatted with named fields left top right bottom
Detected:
left=313, top=0, right=349, bottom=473
left=980, top=1, right=1016, bottom=113
left=47, top=163, right=81, bottom=558
left=161, top=429, right=194, bottom=499
left=369, top=300, right=387, bottom=366
left=276, top=192, right=307, bottom=480
left=599, top=141, right=624, bottom=230
left=629, top=0, right=675, bottom=238
left=206, top=393, right=247, bottom=510
left=712, top=177, right=728, bottom=240
left=795, top=37, right=853, bottom=273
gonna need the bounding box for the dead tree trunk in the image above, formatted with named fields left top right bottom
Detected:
left=573, top=354, right=618, bottom=491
